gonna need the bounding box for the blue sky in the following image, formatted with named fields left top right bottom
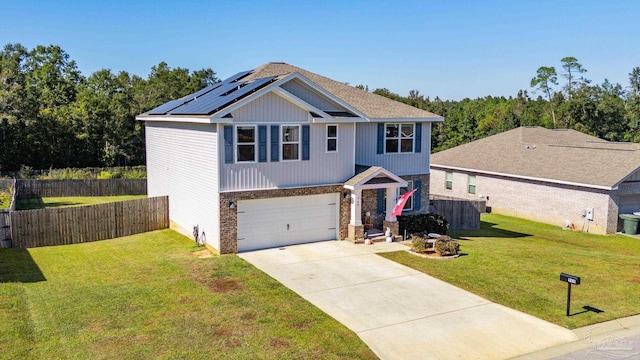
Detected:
left=3, top=0, right=639, bottom=100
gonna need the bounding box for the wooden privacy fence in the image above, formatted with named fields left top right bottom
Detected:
left=0, top=211, right=10, bottom=248
left=15, top=179, right=147, bottom=199
left=430, top=196, right=486, bottom=230
left=10, top=196, right=169, bottom=249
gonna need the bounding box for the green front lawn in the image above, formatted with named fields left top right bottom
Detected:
left=380, top=213, right=640, bottom=329
left=16, top=195, right=148, bottom=210
left=0, top=230, right=376, bottom=359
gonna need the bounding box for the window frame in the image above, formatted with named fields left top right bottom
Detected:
left=281, top=125, right=301, bottom=161
left=384, top=123, right=414, bottom=154
left=326, top=124, right=338, bottom=153
left=235, top=125, right=257, bottom=163
left=397, top=180, right=414, bottom=212
left=468, top=175, right=477, bottom=194
left=445, top=172, right=453, bottom=190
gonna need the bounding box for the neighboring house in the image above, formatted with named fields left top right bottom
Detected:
left=430, top=126, right=640, bottom=234
left=137, top=62, right=443, bottom=253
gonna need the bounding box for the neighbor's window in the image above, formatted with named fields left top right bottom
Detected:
left=397, top=180, right=414, bottom=211
left=236, top=126, right=256, bottom=162
left=468, top=175, right=476, bottom=194
left=326, top=125, right=338, bottom=152
left=385, top=123, right=414, bottom=153
left=445, top=172, right=453, bottom=190
left=282, top=125, right=300, bottom=160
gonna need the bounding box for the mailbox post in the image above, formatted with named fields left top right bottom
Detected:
left=560, top=273, right=581, bottom=316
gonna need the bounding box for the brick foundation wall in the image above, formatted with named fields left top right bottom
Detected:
left=348, top=224, right=364, bottom=243
left=219, top=185, right=349, bottom=254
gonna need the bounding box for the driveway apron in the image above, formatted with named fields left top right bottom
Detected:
left=239, top=241, right=577, bottom=360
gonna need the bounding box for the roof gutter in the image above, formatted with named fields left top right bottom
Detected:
left=369, top=116, right=444, bottom=123
left=430, top=164, right=614, bottom=191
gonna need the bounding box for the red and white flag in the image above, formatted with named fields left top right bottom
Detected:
left=390, top=189, right=416, bottom=218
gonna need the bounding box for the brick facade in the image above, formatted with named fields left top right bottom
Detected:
left=431, top=168, right=617, bottom=234
left=218, top=174, right=432, bottom=253
left=219, top=185, right=349, bottom=254
left=360, top=174, right=431, bottom=229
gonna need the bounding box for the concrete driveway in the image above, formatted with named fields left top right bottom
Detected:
left=239, top=241, right=577, bottom=360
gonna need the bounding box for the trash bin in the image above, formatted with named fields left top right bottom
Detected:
left=619, top=214, right=640, bottom=234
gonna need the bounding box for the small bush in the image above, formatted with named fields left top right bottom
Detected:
left=97, top=171, right=113, bottom=179
left=19, top=165, right=33, bottom=179
left=35, top=166, right=147, bottom=179
left=398, top=213, right=449, bottom=236
left=434, top=235, right=460, bottom=256
left=411, top=234, right=429, bottom=253
left=0, top=190, right=10, bottom=209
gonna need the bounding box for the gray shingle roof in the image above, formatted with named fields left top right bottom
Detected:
left=431, top=126, right=640, bottom=189
left=243, top=62, right=442, bottom=120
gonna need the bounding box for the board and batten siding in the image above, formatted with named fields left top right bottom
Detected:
left=355, top=122, right=432, bottom=175
left=281, top=79, right=344, bottom=112
left=219, top=123, right=355, bottom=191
left=232, top=92, right=309, bottom=123
left=145, top=122, right=220, bottom=249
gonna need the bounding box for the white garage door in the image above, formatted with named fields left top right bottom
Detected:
left=237, top=193, right=339, bottom=252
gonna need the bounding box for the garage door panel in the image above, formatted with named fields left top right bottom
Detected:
left=237, top=193, right=339, bottom=252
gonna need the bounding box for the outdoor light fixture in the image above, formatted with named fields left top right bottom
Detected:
left=343, top=192, right=350, bottom=199
left=229, top=201, right=236, bottom=209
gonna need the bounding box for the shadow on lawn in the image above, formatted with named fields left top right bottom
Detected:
left=0, top=249, right=46, bottom=283
left=451, top=220, right=533, bottom=239
left=15, top=197, right=45, bottom=210
left=570, top=305, right=605, bottom=316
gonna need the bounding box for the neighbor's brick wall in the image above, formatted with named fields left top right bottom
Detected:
left=219, top=185, right=349, bottom=254
left=431, top=168, right=615, bottom=234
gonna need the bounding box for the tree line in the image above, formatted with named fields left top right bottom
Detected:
left=368, top=57, right=640, bottom=152
left=0, top=43, right=218, bottom=171
left=2, top=44, right=639, bottom=172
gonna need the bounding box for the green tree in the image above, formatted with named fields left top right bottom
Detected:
left=625, top=67, right=640, bottom=142
left=530, top=66, right=558, bottom=127
left=560, top=56, right=589, bottom=96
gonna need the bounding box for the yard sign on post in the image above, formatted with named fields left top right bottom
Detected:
left=560, top=273, right=581, bottom=316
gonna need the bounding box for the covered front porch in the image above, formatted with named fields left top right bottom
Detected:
left=343, top=166, right=408, bottom=243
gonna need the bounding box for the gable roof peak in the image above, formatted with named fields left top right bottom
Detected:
left=244, top=62, right=443, bottom=120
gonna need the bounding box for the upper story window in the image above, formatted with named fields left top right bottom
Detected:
left=468, top=175, right=476, bottom=194
left=385, top=123, right=414, bottom=153
left=326, top=125, right=338, bottom=152
left=282, top=125, right=300, bottom=161
left=445, top=172, right=453, bottom=190
left=236, top=126, right=256, bottom=162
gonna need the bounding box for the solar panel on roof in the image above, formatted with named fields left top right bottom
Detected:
left=190, top=82, right=222, bottom=99
left=220, top=70, right=252, bottom=84
left=168, top=81, right=245, bottom=115
left=147, top=83, right=223, bottom=115
left=205, top=76, right=277, bottom=114
left=147, top=98, right=188, bottom=115
left=170, top=76, right=276, bottom=115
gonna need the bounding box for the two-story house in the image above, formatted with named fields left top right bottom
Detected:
left=137, top=62, right=443, bottom=253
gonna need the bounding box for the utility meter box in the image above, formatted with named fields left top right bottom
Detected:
left=585, top=208, right=594, bottom=221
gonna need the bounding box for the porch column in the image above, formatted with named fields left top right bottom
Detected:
left=384, top=187, right=400, bottom=238
left=385, top=187, right=397, bottom=222
left=350, top=189, right=362, bottom=225
left=347, top=189, right=364, bottom=242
